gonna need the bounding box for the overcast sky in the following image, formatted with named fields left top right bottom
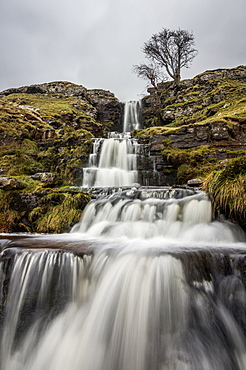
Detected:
left=0, top=0, right=245, bottom=101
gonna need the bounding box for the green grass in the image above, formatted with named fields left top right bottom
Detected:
left=29, top=191, right=90, bottom=233
left=3, top=93, right=96, bottom=123
left=142, top=76, right=246, bottom=134
left=0, top=100, right=51, bottom=138
left=0, top=191, right=21, bottom=232
left=0, top=94, right=98, bottom=184
left=204, top=156, right=246, bottom=225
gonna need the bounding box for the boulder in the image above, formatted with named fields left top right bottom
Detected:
left=187, top=178, right=203, bottom=187
left=0, top=177, right=25, bottom=190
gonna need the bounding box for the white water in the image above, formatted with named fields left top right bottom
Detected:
left=0, top=251, right=92, bottom=370
left=73, top=188, right=244, bottom=245
left=123, top=100, right=142, bottom=132
left=1, top=187, right=246, bottom=370
left=82, top=101, right=141, bottom=187
left=1, top=99, right=246, bottom=369
left=6, top=254, right=189, bottom=370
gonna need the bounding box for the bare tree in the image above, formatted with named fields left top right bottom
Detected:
left=133, top=63, right=166, bottom=89
left=133, top=63, right=166, bottom=125
left=140, top=28, right=198, bottom=86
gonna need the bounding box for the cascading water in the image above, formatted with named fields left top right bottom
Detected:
left=82, top=133, right=139, bottom=187
left=82, top=101, right=141, bottom=188
left=1, top=100, right=246, bottom=369
left=123, top=100, right=142, bottom=132
left=1, top=187, right=246, bottom=370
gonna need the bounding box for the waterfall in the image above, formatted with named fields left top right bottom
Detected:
left=1, top=186, right=246, bottom=369
left=123, top=100, right=142, bottom=132
left=82, top=101, right=141, bottom=188
left=0, top=250, right=92, bottom=370
left=1, top=99, right=246, bottom=369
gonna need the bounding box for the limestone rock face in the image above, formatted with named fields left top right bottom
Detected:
left=0, top=81, right=123, bottom=187
left=0, top=82, right=88, bottom=99
left=139, top=65, right=246, bottom=153
left=133, top=65, right=246, bottom=191
left=145, top=122, right=246, bottom=153
left=0, top=81, right=122, bottom=127
left=196, top=66, right=246, bottom=83
left=86, top=89, right=122, bottom=125
left=143, top=66, right=246, bottom=128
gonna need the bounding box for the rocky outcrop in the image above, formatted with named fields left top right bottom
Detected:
left=86, top=89, right=122, bottom=126
left=133, top=65, right=246, bottom=189
left=143, top=65, right=246, bottom=127
left=0, top=81, right=122, bottom=127
left=0, top=81, right=123, bottom=187
left=187, top=178, right=203, bottom=187
left=195, top=65, right=246, bottom=83
left=0, top=81, right=88, bottom=101
left=146, top=121, right=246, bottom=153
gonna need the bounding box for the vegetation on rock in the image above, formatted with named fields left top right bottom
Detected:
left=204, top=156, right=246, bottom=230
left=0, top=188, right=90, bottom=233
left=0, top=82, right=121, bottom=185
left=141, top=67, right=246, bottom=129
left=134, top=66, right=246, bottom=230
left=0, top=82, right=121, bottom=233
left=29, top=190, right=91, bottom=233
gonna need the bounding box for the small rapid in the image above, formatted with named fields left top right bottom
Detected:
left=72, top=187, right=244, bottom=245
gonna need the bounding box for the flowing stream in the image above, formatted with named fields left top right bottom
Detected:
left=0, top=100, right=246, bottom=369
left=82, top=101, right=141, bottom=188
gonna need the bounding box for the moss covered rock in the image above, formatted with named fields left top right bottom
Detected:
left=0, top=82, right=122, bottom=233
left=134, top=66, right=246, bottom=228
left=0, top=82, right=121, bottom=187
left=0, top=188, right=90, bottom=233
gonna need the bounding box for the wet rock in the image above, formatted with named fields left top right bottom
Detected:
left=187, top=178, right=203, bottom=187
left=0, top=177, right=25, bottom=190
